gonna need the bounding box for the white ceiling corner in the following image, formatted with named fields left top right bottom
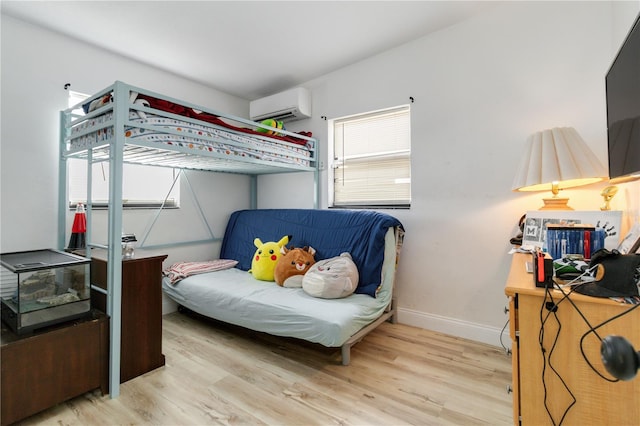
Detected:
left=1, top=0, right=498, bottom=100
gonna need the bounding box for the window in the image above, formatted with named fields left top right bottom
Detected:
left=67, top=91, right=180, bottom=208
left=330, top=105, right=411, bottom=208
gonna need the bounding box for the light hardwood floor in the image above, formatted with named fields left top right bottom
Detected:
left=20, top=311, right=513, bottom=425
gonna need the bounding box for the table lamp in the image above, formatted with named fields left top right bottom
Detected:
left=512, top=127, right=608, bottom=210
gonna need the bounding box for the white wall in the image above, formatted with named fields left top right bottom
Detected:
left=0, top=15, right=253, bottom=311
left=0, top=14, right=253, bottom=253
left=269, top=1, right=640, bottom=344
left=2, top=2, right=640, bottom=347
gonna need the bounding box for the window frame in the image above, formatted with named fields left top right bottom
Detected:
left=328, top=105, right=411, bottom=209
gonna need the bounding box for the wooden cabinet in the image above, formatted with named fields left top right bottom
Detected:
left=91, top=250, right=167, bottom=384
left=1, top=310, right=109, bottom=425
left=505, top=253, right=640, bottom=425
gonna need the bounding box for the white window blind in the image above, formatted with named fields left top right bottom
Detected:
left=332, top=106, right=411, bottom=207
left=68, top=159, right=180, bottom=208
left=67, top=91, right=180, bottom=208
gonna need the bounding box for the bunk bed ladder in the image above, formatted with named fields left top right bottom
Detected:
left=102, top=81, right=128, bottom=398
left=59, top=82, right=125, bottom=398
left=57, top=111, right=68, bottom=251
left=58, top=92, right=124, bottom=398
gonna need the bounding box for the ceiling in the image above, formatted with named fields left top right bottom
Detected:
left=1, top=1, right=497, bottom=100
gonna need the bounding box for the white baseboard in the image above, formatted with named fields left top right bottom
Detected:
left=397, top=307, right=510, bottom=349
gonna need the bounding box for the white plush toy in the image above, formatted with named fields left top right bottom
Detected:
left=302, top=252, right=359, bottom=299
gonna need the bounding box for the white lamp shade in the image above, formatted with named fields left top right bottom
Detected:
left=512, top=127, right=607, bottom=192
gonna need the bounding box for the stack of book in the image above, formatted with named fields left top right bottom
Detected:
left=546, top=224, right=606, bottom=260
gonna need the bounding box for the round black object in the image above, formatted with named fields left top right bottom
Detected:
left=601, top=335, right=640, bottom=381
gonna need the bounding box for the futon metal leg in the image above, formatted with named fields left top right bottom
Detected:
left=341, top=344, right=351, bottom=365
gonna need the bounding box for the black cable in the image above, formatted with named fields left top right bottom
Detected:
left=534, top=262, right=640, bottom=424
left=554, top=277, right=640, bottom=381
left=545, top=303, right=576, bottom=426
left=579, top=302, right=640, bottom=381
left=499, top=318, right=511, bottom=355
left=538, top=286, right=555, bottom=425
left=554, top=272, right=603, bottom=339
left=552, top=280, right=613, bottom=382
left=538, top=286, right=576, bottom=425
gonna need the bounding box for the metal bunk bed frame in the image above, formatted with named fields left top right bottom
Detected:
left=58, top=81, right=319, bottom=398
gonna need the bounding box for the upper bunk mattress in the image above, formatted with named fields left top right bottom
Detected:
left=69, top=111, right=313, bottom=167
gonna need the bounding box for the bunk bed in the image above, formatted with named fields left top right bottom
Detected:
left=58, top=81, right=319, bottom=397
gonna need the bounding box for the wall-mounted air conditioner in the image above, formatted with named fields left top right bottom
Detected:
left=250, top=87, right=311, bottom=123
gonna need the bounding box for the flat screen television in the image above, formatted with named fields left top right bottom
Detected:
left=606, top=12, right=640, bottom=183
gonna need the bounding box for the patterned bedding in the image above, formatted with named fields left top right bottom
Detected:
left=67, top=92, right=315, bottom=168
left=70, top=111, right=313, bottom=167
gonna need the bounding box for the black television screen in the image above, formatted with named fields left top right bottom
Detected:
left=606, top=12, right=640, bottom=183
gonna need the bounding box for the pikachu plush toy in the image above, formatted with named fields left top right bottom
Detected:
left=249, top=235, right=290, bottom=281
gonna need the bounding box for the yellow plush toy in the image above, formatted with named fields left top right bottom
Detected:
left=249, top=235, right=290, bottom=281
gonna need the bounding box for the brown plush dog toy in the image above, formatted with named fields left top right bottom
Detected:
left=274, top=246, right=316, bottom=287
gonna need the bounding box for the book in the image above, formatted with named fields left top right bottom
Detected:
left=546, top=224, right=596, bottom=260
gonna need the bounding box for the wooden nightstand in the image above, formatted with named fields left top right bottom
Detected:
left=505, top=252, right=640, bottom=425
left=1, top=310, right=109, bottom=425
left=90, top=250, right=167, bottom=384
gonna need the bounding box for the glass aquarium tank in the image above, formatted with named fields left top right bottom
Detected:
left=0, top=249, right=91, bottom=334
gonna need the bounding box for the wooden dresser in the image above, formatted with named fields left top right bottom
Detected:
left=505, top=252, right=640, bottom=425
left=91, top=250, right=167, bottom=384
left=1, top=310, right=109, bottom=425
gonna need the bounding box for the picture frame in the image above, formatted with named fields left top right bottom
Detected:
left=617, top=222, right=640, bottom=254
left=522, top=210, right=623, bottom=252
